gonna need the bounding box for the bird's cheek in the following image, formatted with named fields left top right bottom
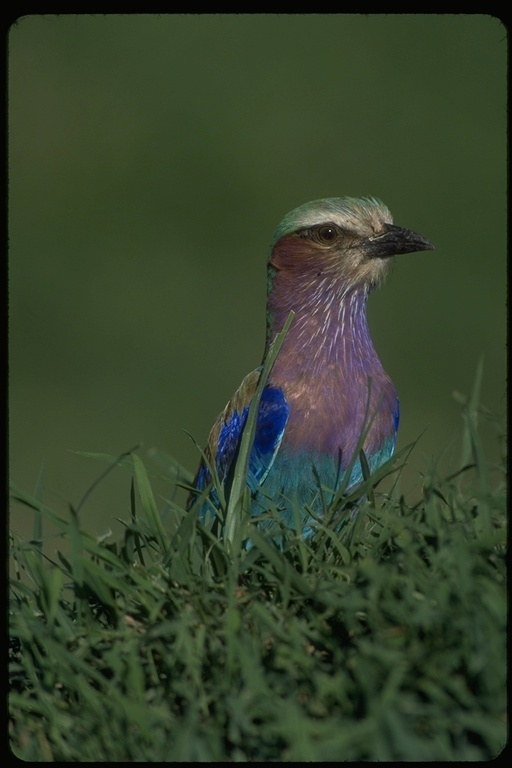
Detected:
left=269, top=248, right=295, bottom=271
left=270, top=236, right=321, bottom=271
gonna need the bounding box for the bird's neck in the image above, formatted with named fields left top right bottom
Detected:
left=265, top=268, right=382, bottom=378
left=263, top=268, right=398, bottom=461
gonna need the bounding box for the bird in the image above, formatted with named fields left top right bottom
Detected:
left=188, top=197, right=433, bottom=540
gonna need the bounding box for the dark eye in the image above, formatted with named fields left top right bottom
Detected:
left=316, top=225, right=339, bottom=243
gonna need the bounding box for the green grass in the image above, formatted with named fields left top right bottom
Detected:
left=9, top=379, right=507, bottom=761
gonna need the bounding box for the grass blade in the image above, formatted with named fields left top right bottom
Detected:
left=224, top=311, right=295, bottom=552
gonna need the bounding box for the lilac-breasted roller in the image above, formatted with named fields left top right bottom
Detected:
left=189, top=197, right=433, bottom=538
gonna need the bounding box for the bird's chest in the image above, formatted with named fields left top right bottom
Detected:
left=271, top=363, right=397, bottom=465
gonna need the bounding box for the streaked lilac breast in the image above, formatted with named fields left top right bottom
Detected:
left=267, top=277, right=398, bottom=471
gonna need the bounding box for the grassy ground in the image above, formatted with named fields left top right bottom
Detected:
left=9, top=375, right=506, bottom=761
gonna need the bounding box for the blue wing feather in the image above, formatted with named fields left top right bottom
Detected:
left=191, top=372, right=289, bottom=507
left=247, top=385, right=289, bottom=489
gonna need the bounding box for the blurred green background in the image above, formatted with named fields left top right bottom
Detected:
left=9, top=15, right=506, bottom=539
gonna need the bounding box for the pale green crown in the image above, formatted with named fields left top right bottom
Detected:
left=271, top=197, right=393, bottom=247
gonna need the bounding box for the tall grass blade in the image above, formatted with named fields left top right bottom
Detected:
left=74, top=445, right=140, bottom=513
left=224, top=311, right=295, bottom=552
left=32, top=462, right=45, bottom=561
left=132, top=453, right=169, bottom=553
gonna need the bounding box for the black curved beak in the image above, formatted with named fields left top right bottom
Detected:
left=365, top=222, right=434, bottom=258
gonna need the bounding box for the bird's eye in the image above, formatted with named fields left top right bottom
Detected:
left=316, top=226, right=339, bottom=243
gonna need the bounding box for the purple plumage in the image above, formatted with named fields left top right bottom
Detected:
left=189, top=197, right=433, bottom=538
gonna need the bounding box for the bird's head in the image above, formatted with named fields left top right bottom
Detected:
left=268, top=197, right=434, bottom=293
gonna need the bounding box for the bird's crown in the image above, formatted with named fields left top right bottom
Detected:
left=271, top=197, right=393, bottom=246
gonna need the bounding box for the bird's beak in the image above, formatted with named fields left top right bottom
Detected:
left=365, top=223, right=434, bottom=258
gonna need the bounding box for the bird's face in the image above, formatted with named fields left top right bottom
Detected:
left=269, top=197, right=433, bottom=293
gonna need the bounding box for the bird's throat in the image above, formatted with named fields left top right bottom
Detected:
left=265, top=274, right=397, bottom=461
left=267, top=274, right=378, bottom=375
